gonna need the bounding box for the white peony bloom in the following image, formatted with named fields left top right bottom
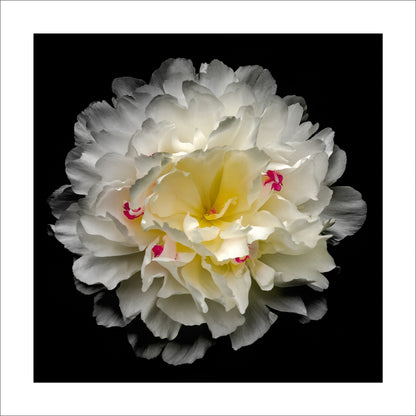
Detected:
left=49, top=58, right=367, bottom=365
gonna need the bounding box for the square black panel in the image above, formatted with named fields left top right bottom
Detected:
left=34, top=34, right=382, bottom=382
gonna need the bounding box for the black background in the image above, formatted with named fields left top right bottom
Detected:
left=34, top=34, right=382, bottom=382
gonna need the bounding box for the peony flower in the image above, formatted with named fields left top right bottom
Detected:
left=49, top=58, right=367, bottom=365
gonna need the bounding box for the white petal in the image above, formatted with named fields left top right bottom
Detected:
left=297, top=186, right=333, bottom=218
left=245, top=210, right=281, bottom=244
left=207, top=111, right=258, bottom=150
left=157, top=273, right=188, bottom=298
left=204, top=300, right=245, bottom=338
left=52, top=203, right=87, bottom=255
left=180, top=256, right=222, bottom=312
left=73, top=277, right=104, bottom=295
left=182, top=80, right=215, bottom=106
left=187, top=91, right=225, bottom=138
left=130, top=119, right=175, bottom=156
left=73, top=252, right=142, bottom=290
left=129, top=153, right=172, bottom=207
left=148, top=169, right=203, bottom=219
left=150, top=58, right=195, bottom=105
left=144, top=94, right=196, bottom=143
left=95, top=153, right=136, bottom=184
left=157, top=295, right=205, bottom=326
left=305, top=297, right=327, bottom=320
left=117, top=274, right=181, bottom=340
left=220, top=82, right=256, bottom=116
left=281, top=103, right=319, bottom=142
left=112, top=77, right=144, bottom=98
left=214, top=236, right=249, bottom=262
left=248, top=259, right=275, bottom=291
left=93, top=291, right=129, bottom=328
left=230, top=295, right=277, bottom=350
left=235, top=65, right=277, bottom=107
left=183, top=214, right=219, bottom=244
left=91, top=129, right=133, bottom=155
left=325, top=145, right=347, bottom=186
left=198, top=59, right=236, bottom=97
left=321, top=186, right=367, bottom=243
left=141, top=239, right=167, bottom=292
left=77, top=221, right=138, bottom=257
left=65, top=146, right=100, bottom=195
left=127, top=332, right=167, bottom=360
left=279, top=152, right=329, bottom=205
left=116, top=272, right=142, bottom=319
left=261, top=239, right=335, bottom=288
left=225, top=266, right=251, bottom=314
left=312, top=127, right=335, bottom=156
left=48, top=185, right=76, bottom=219
left=161, top=336, right=212, bottom=365
left=256, top=96, right=288, bottom=149
left=283, top=95, right=308, bottom=120
left=79, top=214, right=130, bottom=243
left=263, top=290, right=307, bottom=316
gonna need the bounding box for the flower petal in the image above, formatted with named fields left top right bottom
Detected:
left=48, top=185, right=77, bottom=219
left=73, top=252, right=142, bottom=290
left=65, top=146, right=101, bottom=195
left=117, top=274, right=181, bottom=340
left=230, top=294, right=277, bottom=350
left=248, top=259, right=275, bottom=291
left=150, top=58, right=195, bottom=106
left=95, top=153, right=136, bottom=184
left=148, top=169, right=203, bottom=219
left=161, top=335, right=213, bottom=365
left=263, top=289, right=307, bottom=316
left=261, top=239, right=335, bottom=289
left=157, top=294, right=205, bottom=326
left=92, top=290, right=130, bottom=328
left=235, top=65, right=277, bottom=108
left=325, top=145, right=347, bottom=186
left=204, top=300, right=245, bottom=338
left=181, top=255, right=222, bottom=312
left=112, top=77, right=144, bottom=98
left=52, top=202, right=87, bottom=255
left=321, top=186, right=367, bottom=243
left=77, top=221, right=138, bottom=257
left=199, top=59, right=236, bottom=97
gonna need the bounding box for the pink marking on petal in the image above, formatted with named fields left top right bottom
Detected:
left=235, top=255, right=250, bottom=263
left=152, top=245, right=164, bottom=258
left=263, top=170, right=283, bottom=192
left=123, top=201, right=144, bottom=220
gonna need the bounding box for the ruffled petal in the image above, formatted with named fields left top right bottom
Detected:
left=73, top=252, right=142, bottom=290
left=230, top=294, right=277, bottom=350
left=325, top=145, right=347, bottom=186
left=117, top=274, right=181, bottom=340
left=261, top=239, right=335, bottom=289
left=150, top=58, right=195, bottom=106
left=235, top=65, right=277, bottom=109
left=52, top=202, right=87, bottom=255
left=93, top=290, right=130, bottom=328
left=199, top=59, right=236, bottom=97
left=77, top=221, right=138, bottom=257
left=48, top=185, right=77, bottom=219
left=204, top=300, right=245, bottom=338
left=248, top=259, right=275, bottom=291
left=157, top=294, right=205, bottom=326
left=161, top=335, right=212, bottom=365
left=321, top=186, right=367, bottom=243
left=180, top=255, right=222, bottom=312
left=112, top=77, right=144, bottom=98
